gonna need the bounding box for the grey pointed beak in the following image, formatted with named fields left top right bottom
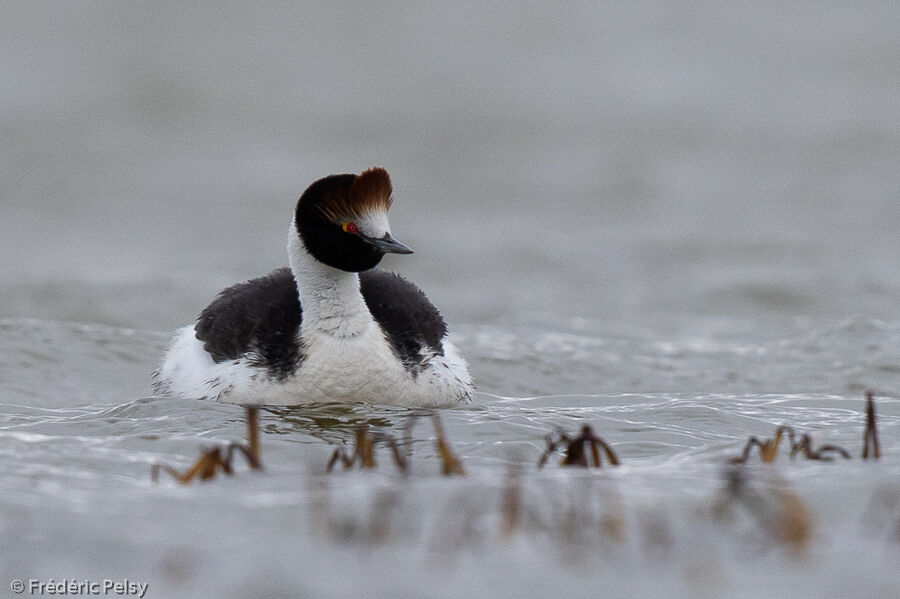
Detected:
left=359, top=232, right=414, bottom=254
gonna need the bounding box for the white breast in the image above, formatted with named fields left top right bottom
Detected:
left=155, top=322, right=473, bottom=408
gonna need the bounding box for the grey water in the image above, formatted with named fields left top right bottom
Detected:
left=2, top=3, right=899, bottom=598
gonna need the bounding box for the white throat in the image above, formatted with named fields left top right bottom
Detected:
left=287, top=222, right=372, bottom=337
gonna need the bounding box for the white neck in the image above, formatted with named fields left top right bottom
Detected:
left=287, top=223, right=372, bottom=337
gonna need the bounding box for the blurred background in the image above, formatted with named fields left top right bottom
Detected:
left=2, top=2, right=898, bottom=336
left=3, top=6, right=900, bottom=598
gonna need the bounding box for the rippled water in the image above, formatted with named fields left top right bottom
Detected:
left=2, top=319, right=898, bottom=598
left=3, top=3, right=900, bottom=598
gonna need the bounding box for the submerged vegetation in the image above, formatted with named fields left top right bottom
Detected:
left=538, top=424, right=620, bottom=468
left=728, top=424, right=851, bottom=463
left=149, top=391, right=894, bottom=558
left=151, top=406, right=263, bottom=483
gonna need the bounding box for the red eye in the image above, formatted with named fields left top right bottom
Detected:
left=342, top=222, right=359, bottom=234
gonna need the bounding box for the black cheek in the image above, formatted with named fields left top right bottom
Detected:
left=299, top=221, right=384, bottom=272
